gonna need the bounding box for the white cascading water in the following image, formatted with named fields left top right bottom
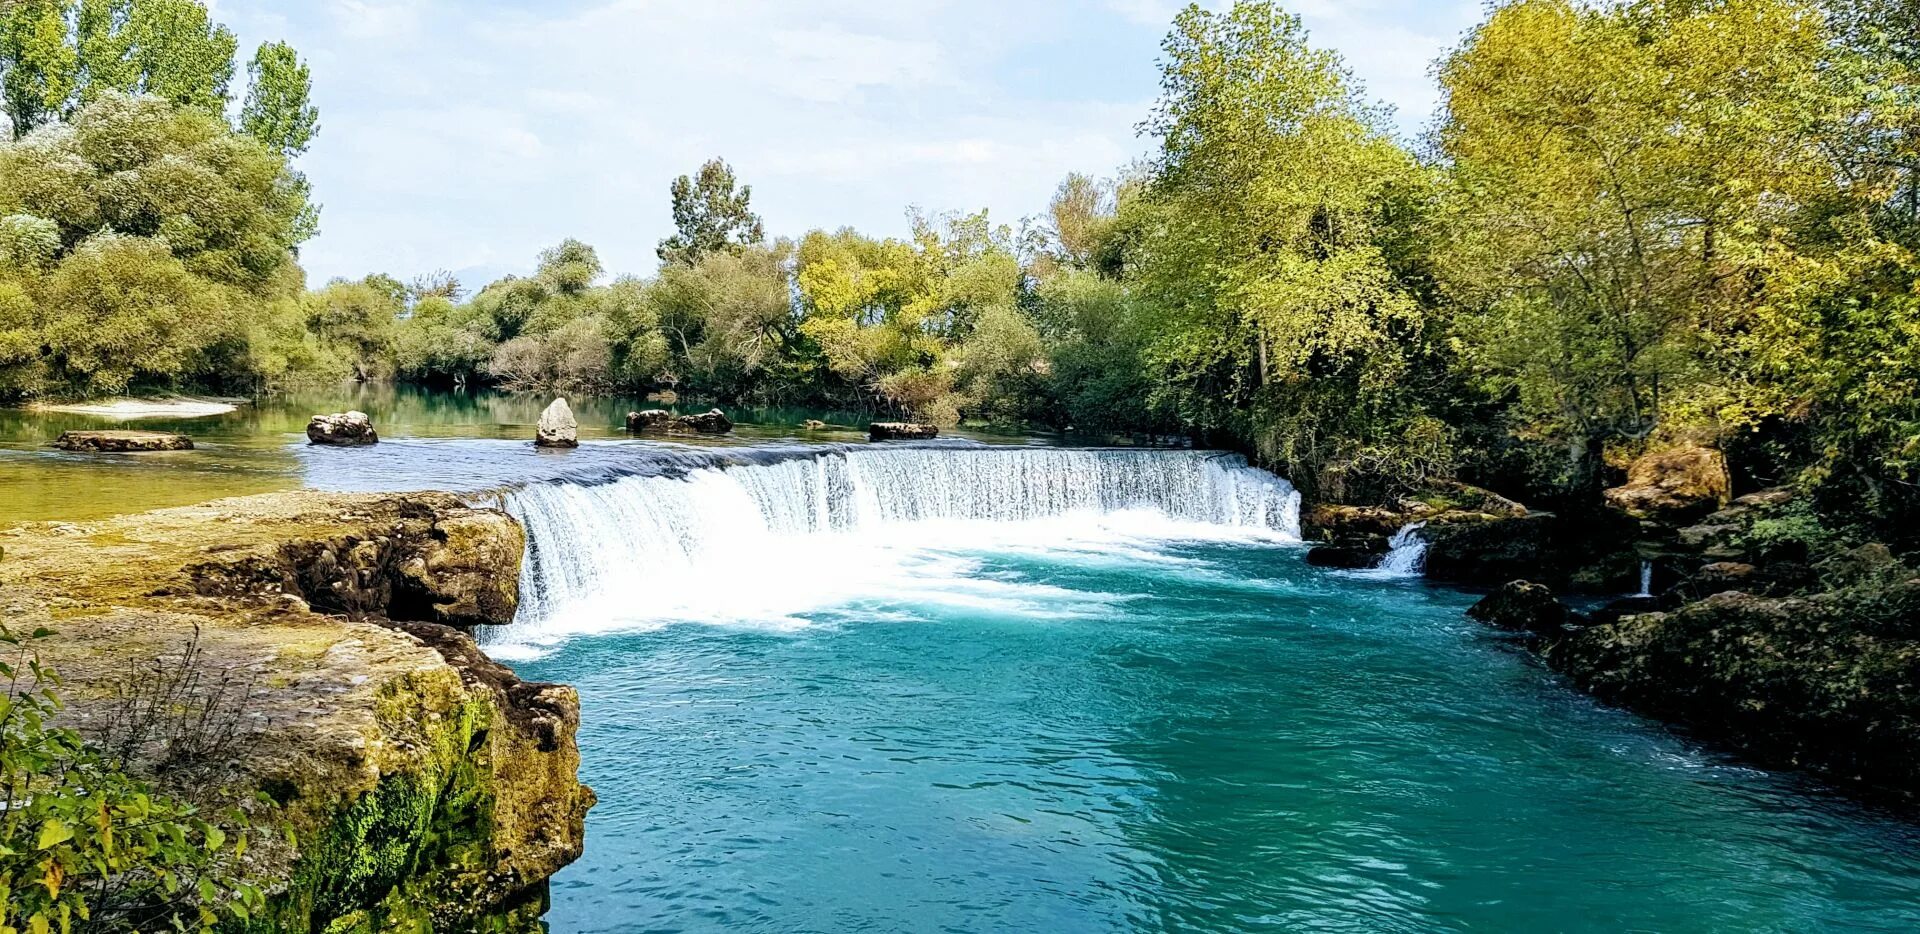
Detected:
left=487, top=447, right=1299, bottom=656
left=1367, top=521, right=1429, bottom=578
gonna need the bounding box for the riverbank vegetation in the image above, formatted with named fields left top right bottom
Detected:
left=3, top=0, right=1918, bottom=544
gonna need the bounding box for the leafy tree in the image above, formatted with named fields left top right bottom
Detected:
left=536, top=237, right=603, bottom=296
left=1434, top=0, right=1842, bottom=491
left=650, top=243, right=794, bottom=396
left=239, top=40, right=317, bottom=158
left=74, top=0, right=236, bottom=113
left=1134, top=0, right=1436, bottom=492
left=0, top=91, right=315, bottom=291
left=0, top=0, right=78, bottom=137
left=657, top=158, right=766, bottom=266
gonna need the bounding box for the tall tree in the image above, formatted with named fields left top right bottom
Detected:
left=240, top=40, right=317, bottom=158
left=1135, top=0, right=1435, bottom=491
left=75, top=0, right=236, bottom=114
left=0, top=0, right=78, bottom=137
left=657, top=158, right=766, bottom=266
left=1434, top=0, right=1839, bottom=483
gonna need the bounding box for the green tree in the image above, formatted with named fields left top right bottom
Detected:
left=650, top=243, right=793, bottom=396
left=657, top=158, right=766, bottom=266
left=239, top=40, right=317, bottom=158
left=0, top=0, right=78, bottom=137
left=1134, top=0, right=1436, bottom=493
left=0, top=91, right=315, bottom=291
left=74, top=0, right=236, bottom=113
left=1434, top=0, right=1841, bottom=491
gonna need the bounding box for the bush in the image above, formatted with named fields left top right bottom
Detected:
left=0, top=624, right=264, bottom=933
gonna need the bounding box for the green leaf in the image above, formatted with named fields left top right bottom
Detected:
left=36, top=818, right=73, bottom=850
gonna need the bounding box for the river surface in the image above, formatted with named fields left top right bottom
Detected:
left=7, top=390, right=1920, bottom=931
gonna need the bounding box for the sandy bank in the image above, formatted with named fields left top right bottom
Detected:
left=29, top=395, right=245, bottom=419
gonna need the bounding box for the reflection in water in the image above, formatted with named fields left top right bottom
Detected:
left=0, top=385, right=979, bottom=523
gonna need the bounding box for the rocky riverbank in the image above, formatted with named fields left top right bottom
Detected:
left=0, top=492, right=591, bottom=932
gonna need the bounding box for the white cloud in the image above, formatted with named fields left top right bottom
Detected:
left=221, top=0, right=1478, bottom=283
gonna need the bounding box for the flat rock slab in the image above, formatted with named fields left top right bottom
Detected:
left=54, top=429, right=194, bottom=452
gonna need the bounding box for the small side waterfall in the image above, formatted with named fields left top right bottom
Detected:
left=491, top=446, right=1300, bottom=648
left=1637, top=560, right=1655, bottom=597
left=1370, top=522, right=1430, bottom=578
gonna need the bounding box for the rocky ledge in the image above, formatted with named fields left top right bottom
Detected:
left=0, top=491, right=592, bottom=932
left=1541, top=582, right=1920, bottom=798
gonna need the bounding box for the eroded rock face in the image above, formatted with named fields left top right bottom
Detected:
left=1422, top=512, right=1563, bottom=586
left=0, top=492, right=589, bottom=930
left=54, top=429, right=193, bottom=452
left=307, top=411, right=379, bottom=446
left=869, top=422, right=939, bottom=441
left=536, top=398, right=578, bottom=448
left=1467, top=580, right=1571, bottom=634
left=1604, top=443, right=1731, bottom=523
left=1546, top=583, right=1920, bottom=797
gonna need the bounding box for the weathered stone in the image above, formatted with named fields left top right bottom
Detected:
left=1692, top=561, right=1757, bottom=596
left=1589, top=594, right=1664, bottom=627
left=1, top=492, right=590, bottom=929
left=54, top=429, right=193, bottom=452
left=626, top=408, right=734, bottom=435
left=1422, top=512, right=1563, bottom=586
left=1603, top=443, right=1732, bottom=523
left=1819, top=543, right=1902, bottom=587
left=1467, top=580, right=1571, bottom=634
left=869, top=422, right=939, bottom=441
left=1305, top=544, right=1378, bottom=569
left=677, top=408, right=733, bottom=434
left=307, top=411, right=379, bottom=446
left=1546, top=583, right=1920, bottom=796
left=626, top=409, right=673, bottom=432
left=535, top=397, right=578, bottom=448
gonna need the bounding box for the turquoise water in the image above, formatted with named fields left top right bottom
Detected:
left=513, top=533, right=1920, bottom=932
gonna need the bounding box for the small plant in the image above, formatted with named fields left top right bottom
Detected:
left=0, top=624, right=266, bottom=933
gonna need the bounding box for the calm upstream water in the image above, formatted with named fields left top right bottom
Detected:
left=7, top=391, right=1920, bottom=931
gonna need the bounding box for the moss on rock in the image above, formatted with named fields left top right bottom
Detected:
left=0, top=491, right=590, bottom=932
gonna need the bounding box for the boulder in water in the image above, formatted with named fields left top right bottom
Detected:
left=54, top=429, right=193, bottom=452
left=803, top=419, right=827, bottom=430
left=627, top=409, right=673, bottom=433
left=1467, top=580, right=1571, bottom=634
left=307, top=411, right=378, bottom=446
left=536, top=398, right=578, bottom=448
left=677, top=408, right=733, bottom=434
left=626, top=408, right=734, bottom=435
left=869, top=422, right=938, bottom=441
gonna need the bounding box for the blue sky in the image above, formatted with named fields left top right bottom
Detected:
left=214, top=1, right=1482, bottom=286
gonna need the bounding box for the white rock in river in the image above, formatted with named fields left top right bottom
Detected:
left=536, top=398, right=579, bottom=448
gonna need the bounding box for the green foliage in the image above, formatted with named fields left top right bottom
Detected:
left=657, top=158, right=765, bottom=266
left=0, top=624, right=264, bottom=933
left=1128, top=0, right=1442, bottom=491
left=239, top=40, right=317, bottom=158
left=1434, top=0, right=1837, bottom=446
left=0, top=0, right=78, bottom=137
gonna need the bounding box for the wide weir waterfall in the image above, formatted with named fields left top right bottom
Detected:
left=488, top=444, right=1301, bottom=655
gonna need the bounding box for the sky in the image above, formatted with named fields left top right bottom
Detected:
left=212, top=0, right=1484, bottom=286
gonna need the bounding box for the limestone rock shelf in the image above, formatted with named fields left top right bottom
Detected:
left=0, top=491, right=591, bottom=933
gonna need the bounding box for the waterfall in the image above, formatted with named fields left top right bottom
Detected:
left=1637, top=560, right=1654, bottom=597
left=489, top=446, right=1300, bottom=652
left=1367, top=522, right=1429, bottom=578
